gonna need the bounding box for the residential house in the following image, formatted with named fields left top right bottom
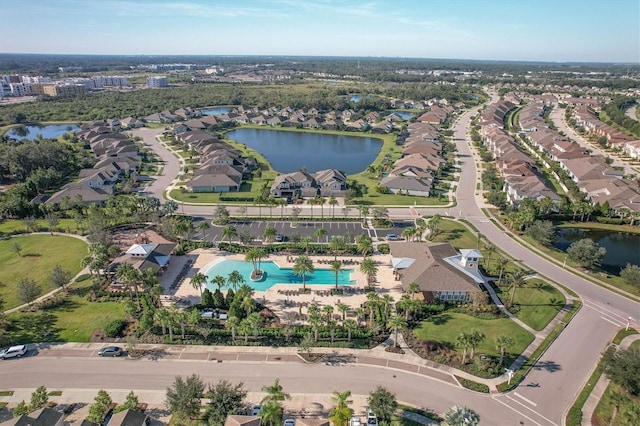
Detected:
left=224, top=416, right=261, bottom=426
left=380, top=175, right=432, bottom=197
left=108, top=242, right=177, bottom=275
left=107, top=409, right=151, bottom=426
left=1, top=408, right=64, bottom=426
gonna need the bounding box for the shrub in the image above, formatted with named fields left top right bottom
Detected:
left=103, top=319, right=127, bottom=338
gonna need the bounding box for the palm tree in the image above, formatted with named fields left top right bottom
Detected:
left=427, top=214, right=442, bottom=238
left=221, top=225, right=237, bottom=243
left=263, top=226, right=277, bottom=244
left=239, top=318, right=252, bottom=343
left=456, top=332, right=472, bottom=364
left=380, top=294, right=394, bottom=322
left=401, top=227, right=416, bottom=242
left=259, top=402, right=282, bottom=426
left=322, top=305, right=334, bottom=325
left=329, top=390, right=353, bottom=426
left=245, top=247, right=266, bottom=279
left=444, top=406, right=480, bottom=426
left=495, top=335, right=514, bottom=366
left=508, top=271, right=527, bottom=307
left=355, top=307, right=365, bottom=325
left=406, top=282, right=420, bottom=299
left=293, top=255, right=314, bottom=291
left=190, top=272, right=207, bottom=299
left=247, top=312, right=262, bottom=338
left=387, top=314, right=407, bottom=348
left=343, top=319, right=357, bottom=342
left=307, top=303, right=322, bottom=342
left=396, top=295, right=412, bottom=321
left=360, top=257, right=378, bottom=287
left=468, top=329, right=485, bottom=360
left=227, top=270, right=245, bottom=292
left=365, top=292, right=380, bottom=325
left=329, top=236, right=345, bottom=261
left=483, top=242, right=497, bottom=269
left=356, top=234, right=373, bottom=258
left=336, top=302, right=349, bottom=321
left=225, top=315, right=240, bottom=343
left=307, top=197, right=316, bottom=219
left=197, top=220, right=210, bottom=241
left=240, top=295, right=255, bottom=317
left=175, top=309, right=189, bottom=339
left=496, top=256, right=509, bottom=286
left=316, top=196, right=326, bottom=218
left=328, top=196, right=338, bottom=219
left=315, top=227, right=327, bottom=243
left=300, top=236, right=312, bottom=254
left=116, top=263, right=141, bottom=305
left=261, top=378, right=290, bottom=404
left=154, top=308, right=170, bottom=336
left=211, top=275, right=226, bottom=292
left=330, top=260, right=343, bottom=291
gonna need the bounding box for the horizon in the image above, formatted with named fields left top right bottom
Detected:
left=1, top=0, right=638, bottom=63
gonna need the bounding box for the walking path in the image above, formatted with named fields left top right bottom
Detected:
left=579, top=333, right=640, bottom=425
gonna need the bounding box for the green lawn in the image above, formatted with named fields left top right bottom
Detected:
left=494, top=279, right=565, bottom=331
left=413, top=312, right=534, bottom=364
left=430, top=218, right=479, bottom=250
left=0, top=218, right=79, bottom=235
left=5, top=284, right=126, bottom=343
left=0, top=234, right=87, bottom=309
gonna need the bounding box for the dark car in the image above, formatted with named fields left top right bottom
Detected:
left=98, top=346, right=123, bottom=357
left=275, top=233, right=285, bottom=242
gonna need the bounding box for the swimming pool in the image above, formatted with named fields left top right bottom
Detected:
left=204, top=260, right=355, bottom=291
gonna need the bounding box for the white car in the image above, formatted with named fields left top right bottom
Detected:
left=283, top=419, right=295, bottom=426
left=385, top=234, right=401, bottom=241
left=366, top=408, right=378, bottom=426
left=349, top=417, right=362, bottom=426
left=0, top=345, right=27, bottom=359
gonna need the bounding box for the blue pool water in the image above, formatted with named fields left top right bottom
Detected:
left=204, top=260, right=354, bottom=291
left=201, top=107, right=230, bottom=116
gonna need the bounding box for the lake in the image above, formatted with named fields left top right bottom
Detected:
left=555, top=228, right=640, bottom=274
left=226, top=128, right=382, bottom=174
left=7, top=124, right=79, bottom=141
left=201, top=106, right=230, bottom=116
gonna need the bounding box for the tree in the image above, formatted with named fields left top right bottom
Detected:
left=190, top=272, right=208, bottom=299
left=444, top=405, right=480, bottom=426
left=245, top=247, right=267, bottom=279
left=225, top=315, right=240, bottom=343
left=406, top=282, right=420, bottom=300
left=328, top=196, right=338, bottom=219
left=483, top=242, right=497, bottom=268
left=508, top=270, right=527, bottom=307
left=468, top=329, right=485, bottom=360
left=427, top=214, right=443, bottom=238
left=116, top=262, right=142, bottom=305
left=298, top=332, right=314, bottom=355
left=367, top=386, right=398, bottom=424
left=360, top=257, right=378, bottom=287
left=48, top=264, right=72, bottom=290
left=115, top=390, right=140, bottom=413
left=620, top=263, right=640, bottom=287
left=567, top=238, right=606, bottom=270
left=12, top=400, right=29, bottom=417
left=260, top=401, right=283, bottom=426
left=263, top=225, right=277, bottom=244
left=211, top=275, right=227, bottom=292
left=221, top=224, right=237, bottom=243
left=227, top=270, right=245, bottom=292
left=315, top=227, right=327, bottom=243
left=496, top=256, right=509, bottom=286
left=495, top=335, right=514, bottom=366
left=329, top=235, right=345, bottom=260
left=206, top=380, right=247, bottom=426
left=602, top=346, right=640, bottom=396
left=213, top=204, right=230, bottom=225
left=17, top=277, right=41, bottom=307
left=261, top=378, right=290, bottom=405
left=307, top=303, right=323, bottom=342
left=29, top=385, right=49, bottom=411
left=387, top=315, right=406, bottom=348
left=343, top=319, right=358, bottom=342
left=165, top=374, right=205, bottom=420
left=330, top=260, right=343, bottom=291
left=456, top=332, right=472, bottom=364
left=329, top=390, right=353, bottom=426
left=337, top=302, right=349, bottom=321
left=197, top=220, right=210, bottom=240
left=293, top=255, right=314, bottom=291
left=86, top=390, right=113, bottom=424
left=525, top=220, right=557, bottom=246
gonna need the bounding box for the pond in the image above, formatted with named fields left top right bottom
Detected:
left=201, top=106, right=230, bottom=116
left=554, top=228, right=640, bottom=275
left=6, top=124, right=79, bottom=141
left=226, top=128, right=382, bottom=174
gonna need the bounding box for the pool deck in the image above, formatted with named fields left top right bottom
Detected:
left=163, top=248, right=403, bottom=321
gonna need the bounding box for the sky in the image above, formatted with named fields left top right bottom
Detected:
left=1, top=0, right=639, bottom=63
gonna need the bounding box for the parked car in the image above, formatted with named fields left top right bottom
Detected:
left=349, top=417, right=362, bottom=426
left=250, top=405, right=261, bottom=416
left=385, top=234, right=401, bottom=241
left=366, top=408, right=378, bottom=426
left=275, top=233, right=285, bottom=242
left=0, top=345, right=27, bottom=359
left=283, top=419, right=295, bottom=426
left=98, top=346, right=123, bottom=357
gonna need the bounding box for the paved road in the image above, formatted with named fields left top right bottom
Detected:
left=0, top=348, right=548, bottom=426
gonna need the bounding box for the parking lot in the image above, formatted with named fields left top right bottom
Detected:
left=199, top=220, right=416, bottom=243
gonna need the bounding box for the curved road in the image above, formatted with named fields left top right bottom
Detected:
left=125, top=101, right=639, bottom=425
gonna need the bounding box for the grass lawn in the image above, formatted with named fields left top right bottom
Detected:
left=5, top=283, right=126, bottom=343
left=494, top=279, right=565, bottom=331
left=0, top=234, right=87, bottom=309
left=413, top=312, right=534, bottom=364
left=430, top=218, right=479, bottom=250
